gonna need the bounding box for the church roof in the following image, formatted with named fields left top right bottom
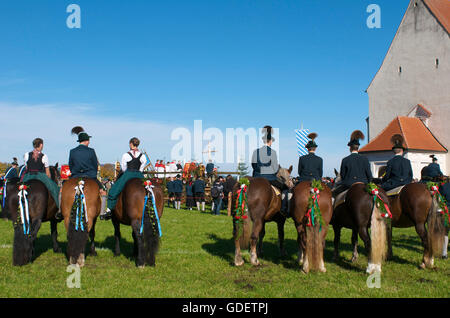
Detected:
left=424, top=0, right=450, bottom=34
left=360, top=116, right=447, bottom=153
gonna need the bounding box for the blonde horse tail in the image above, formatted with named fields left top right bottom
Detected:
left=306, top=219, right=323, bottom=271
left=369, top=203, right=387, bottom=272
left=427, top=194, right=445, bottom=258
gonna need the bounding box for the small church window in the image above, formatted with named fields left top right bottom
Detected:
left=399, top=66, right=402, bottom=73
left=436, top=58, right=439, bottom=68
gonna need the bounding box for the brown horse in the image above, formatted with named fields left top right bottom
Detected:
left=386, top=182, right=446, bottom=269
left=231, top=166, right=293, bottom=267
left=112, top=178, right=164, bottom=267
left=61, top=178, right=101, bottom=266
left=8, top=166, right=62, bottom=266
left=331, top=173, right=390, bottom=274
left=291, top=180, right=333, bottom=273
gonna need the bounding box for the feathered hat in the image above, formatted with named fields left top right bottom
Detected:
left=430, top=154, right=438, bottom=162
left=347, top=130, right=364, bottom=147
left=71, top=126, right=91, bottom=143
left=305, top=133, right=318, bottom=149
left=11, top=157, right=18, bottom=166
left=390, top=134, right=406, bottom=150
left=262, top=125, right=275, bottom=143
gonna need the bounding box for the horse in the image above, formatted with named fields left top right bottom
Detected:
left=385, top=182, right=446, bottom=269
left=291, top=180, right=333, bottom=273
left=331, top=171, right=391, bottom=274
left=112, top=178, right=164, bottom=267
left=8, top=165, right=62, bottom=266
left=61, top=177, right=101, bottom=266
left=231, top=165, right=293, bottom=267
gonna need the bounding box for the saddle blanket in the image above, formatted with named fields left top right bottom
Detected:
left=386, top=185, right=405, bottom=197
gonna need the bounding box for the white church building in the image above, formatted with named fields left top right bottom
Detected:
left=360, top=0, right=450, bottom=179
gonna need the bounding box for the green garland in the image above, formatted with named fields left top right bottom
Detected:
left=366, top=182, right=392, bottom=220
left=427, top=182, right=449, bottom=228
left=234, top=178, right=249, bottom=239
left=306, top=179, right=324, bottom=230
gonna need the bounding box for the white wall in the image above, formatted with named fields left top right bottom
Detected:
left=367, top=0, right=450, bottom=174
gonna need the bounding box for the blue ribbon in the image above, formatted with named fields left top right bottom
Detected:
left=2, top=179, right=7, bottom=208
left=74, top=194, right=85, bottom=232
left=140, top=195, right=149, bottom=235
left=151, top=193, right=162, bottom=237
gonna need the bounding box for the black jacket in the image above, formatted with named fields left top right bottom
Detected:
left=381, top=155, right=413, bottom=191
left=69, top=145, right=99, bottom=179
left=298, top=153, right=323, bottom=182
left=339, top=153, right=373, bottom=187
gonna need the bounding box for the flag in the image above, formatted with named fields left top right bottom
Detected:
left=296, top=128, right=310, bottom=157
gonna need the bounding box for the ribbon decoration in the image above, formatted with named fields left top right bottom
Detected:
left=17, top=184, right=30, bottom=235
left=74, top=180, right=89, bottom=231
left=306, top=185, right=323, bottom=231
left=2, top=180, right=6, bottom=208
left=234, top=183, right=249, bottom=240
left=370, top=187, right=392, bottom=219
left=429, top=185, right=449, bottom=227
left=140, top=180, right=162, bottom=237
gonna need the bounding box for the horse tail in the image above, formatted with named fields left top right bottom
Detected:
left=12, top=226, right=33, bottom=266
left=238, top=211, right=251, bottom=250
left=306, top=217, right=323, bottom=271
left=370, top=201, right=387, bottom=268
left=67, top=195, right=89, bottom=266
left=232, top=180, right=251, bottom=250
left=143, top=200, right=160, bottom=266
left=427, top=194, right=445, bottom=258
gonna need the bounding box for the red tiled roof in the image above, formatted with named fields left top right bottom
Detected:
left=360, top=116, right=447, bottom=153
left=424, top=0, right=450, bottom=34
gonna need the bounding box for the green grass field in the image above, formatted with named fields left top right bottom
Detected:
left=0, top=206, right=448, bottom=298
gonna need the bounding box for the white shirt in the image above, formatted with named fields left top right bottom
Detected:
left=24, top=152, right=49, bottom=168
left=121, top=150, right=147, bottom=172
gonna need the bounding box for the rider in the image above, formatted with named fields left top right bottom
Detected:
left=423, top=155, right=443, bottom=182
left=22, top=138, right=60, bottom=209
left=56, top=127, right=107, bottom=220
left=251, top=125, right=290, bottom=216
left=297, top=133, right=323, bottom=183
left=333, top=130, right=373, bottom=197
left=1, top=158, right=19, bottom=209
left=380, top=134, right=413, bottom=192
left=104, top=137, right=147, bottom=220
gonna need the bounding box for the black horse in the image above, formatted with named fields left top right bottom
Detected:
left=8, top=165, right=62, bottom=266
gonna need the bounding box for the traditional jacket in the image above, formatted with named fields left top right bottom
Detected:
left=381, top=155, right=413, bottom=191
left=339, top=152, right=373, bottom=187
left=298, top=153, right=323, bottom=182
left=193, top=179, right=205, bottom=193
left=69, top=144, right=99, bottom=179
left=251, top=145, right=279, bottom=181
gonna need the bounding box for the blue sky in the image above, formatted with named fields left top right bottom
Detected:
left=0, top=0, right=410, bottom=176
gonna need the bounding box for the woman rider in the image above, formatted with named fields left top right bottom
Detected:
left=22, top=138, right=60, bottom=209
left=104, top=137, right=147, bottom=219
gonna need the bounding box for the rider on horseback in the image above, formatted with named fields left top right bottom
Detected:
left=3, top=158, right=19, bottom=180
left=297, top=133, right=323, bottom=183
left=55, top=127, right=107, bottom=221
left=251, top=126, right=290, bottom=216
left=103, top=137, right=147, bottom=220
left=333, top=130, right=373, bottom=197
left=380, top=134, right=413, bottom=192
left=22, top=138, right=60, bottom=209
left=422, top=155, right=443, bottom=182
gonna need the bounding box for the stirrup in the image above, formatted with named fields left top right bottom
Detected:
left=55, top=212, right=63, bottom=221
left=100, top=210, right=112, bottom=220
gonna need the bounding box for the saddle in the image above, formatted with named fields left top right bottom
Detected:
left=333, top=190, right=348, bottom=209
left=386, top=185, right=405, bottom=197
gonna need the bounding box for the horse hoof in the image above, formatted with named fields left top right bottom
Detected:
left=53, top=247, right=62, bottom=254
left=235, top=259, right=244, bottom=267
left=419, top=262, right=426, bottom=270
left=319, top=267, right=327, bottom=273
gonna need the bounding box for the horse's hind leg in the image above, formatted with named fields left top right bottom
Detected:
left=415, top=222, right=432, bottom=269
left=250, top=218, right=264, bottom=266
left=50, top=219, right=62, bottom=253
left=234, top=238, right=244, bottom=266
left=112, top=218, right=121, bottom=257
left=257, top=223, right=265, bottom=257
left=277, top=218, right=287, bottom=257
left=351, top=229, right=359, bottom=263
left=88, top=219, right=97, bottom=257
left=332, top=225, right=341, bottom=261
left=131, top=221, right=145, bottom=268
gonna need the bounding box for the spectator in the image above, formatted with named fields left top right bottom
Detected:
left=173, top=174, right=183, bottom=210
left=185, top=178, right=195, bottom=210
left=211, top=176, right=224, bottom=216
left=193, top=176, right=206, bottom=212
left=166, top=177, right=175, bottom=208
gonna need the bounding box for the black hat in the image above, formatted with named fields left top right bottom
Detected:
left=262, top=126, right=275, bottom=143
left=71, top=126, right=92, bottom=143
left=391, top=134, right=406, bottom=150
left=11, top=157, right=18, bottom=166
left=305, top=133, right=318, bottom=149
left=430, top=155, right=438, bottom=162
left=348, top=130, right=364, bottom=147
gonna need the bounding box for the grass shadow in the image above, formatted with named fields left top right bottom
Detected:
left=102, top=235, right=136, bottom=262
left=201, top=233, right=235, bottom=265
